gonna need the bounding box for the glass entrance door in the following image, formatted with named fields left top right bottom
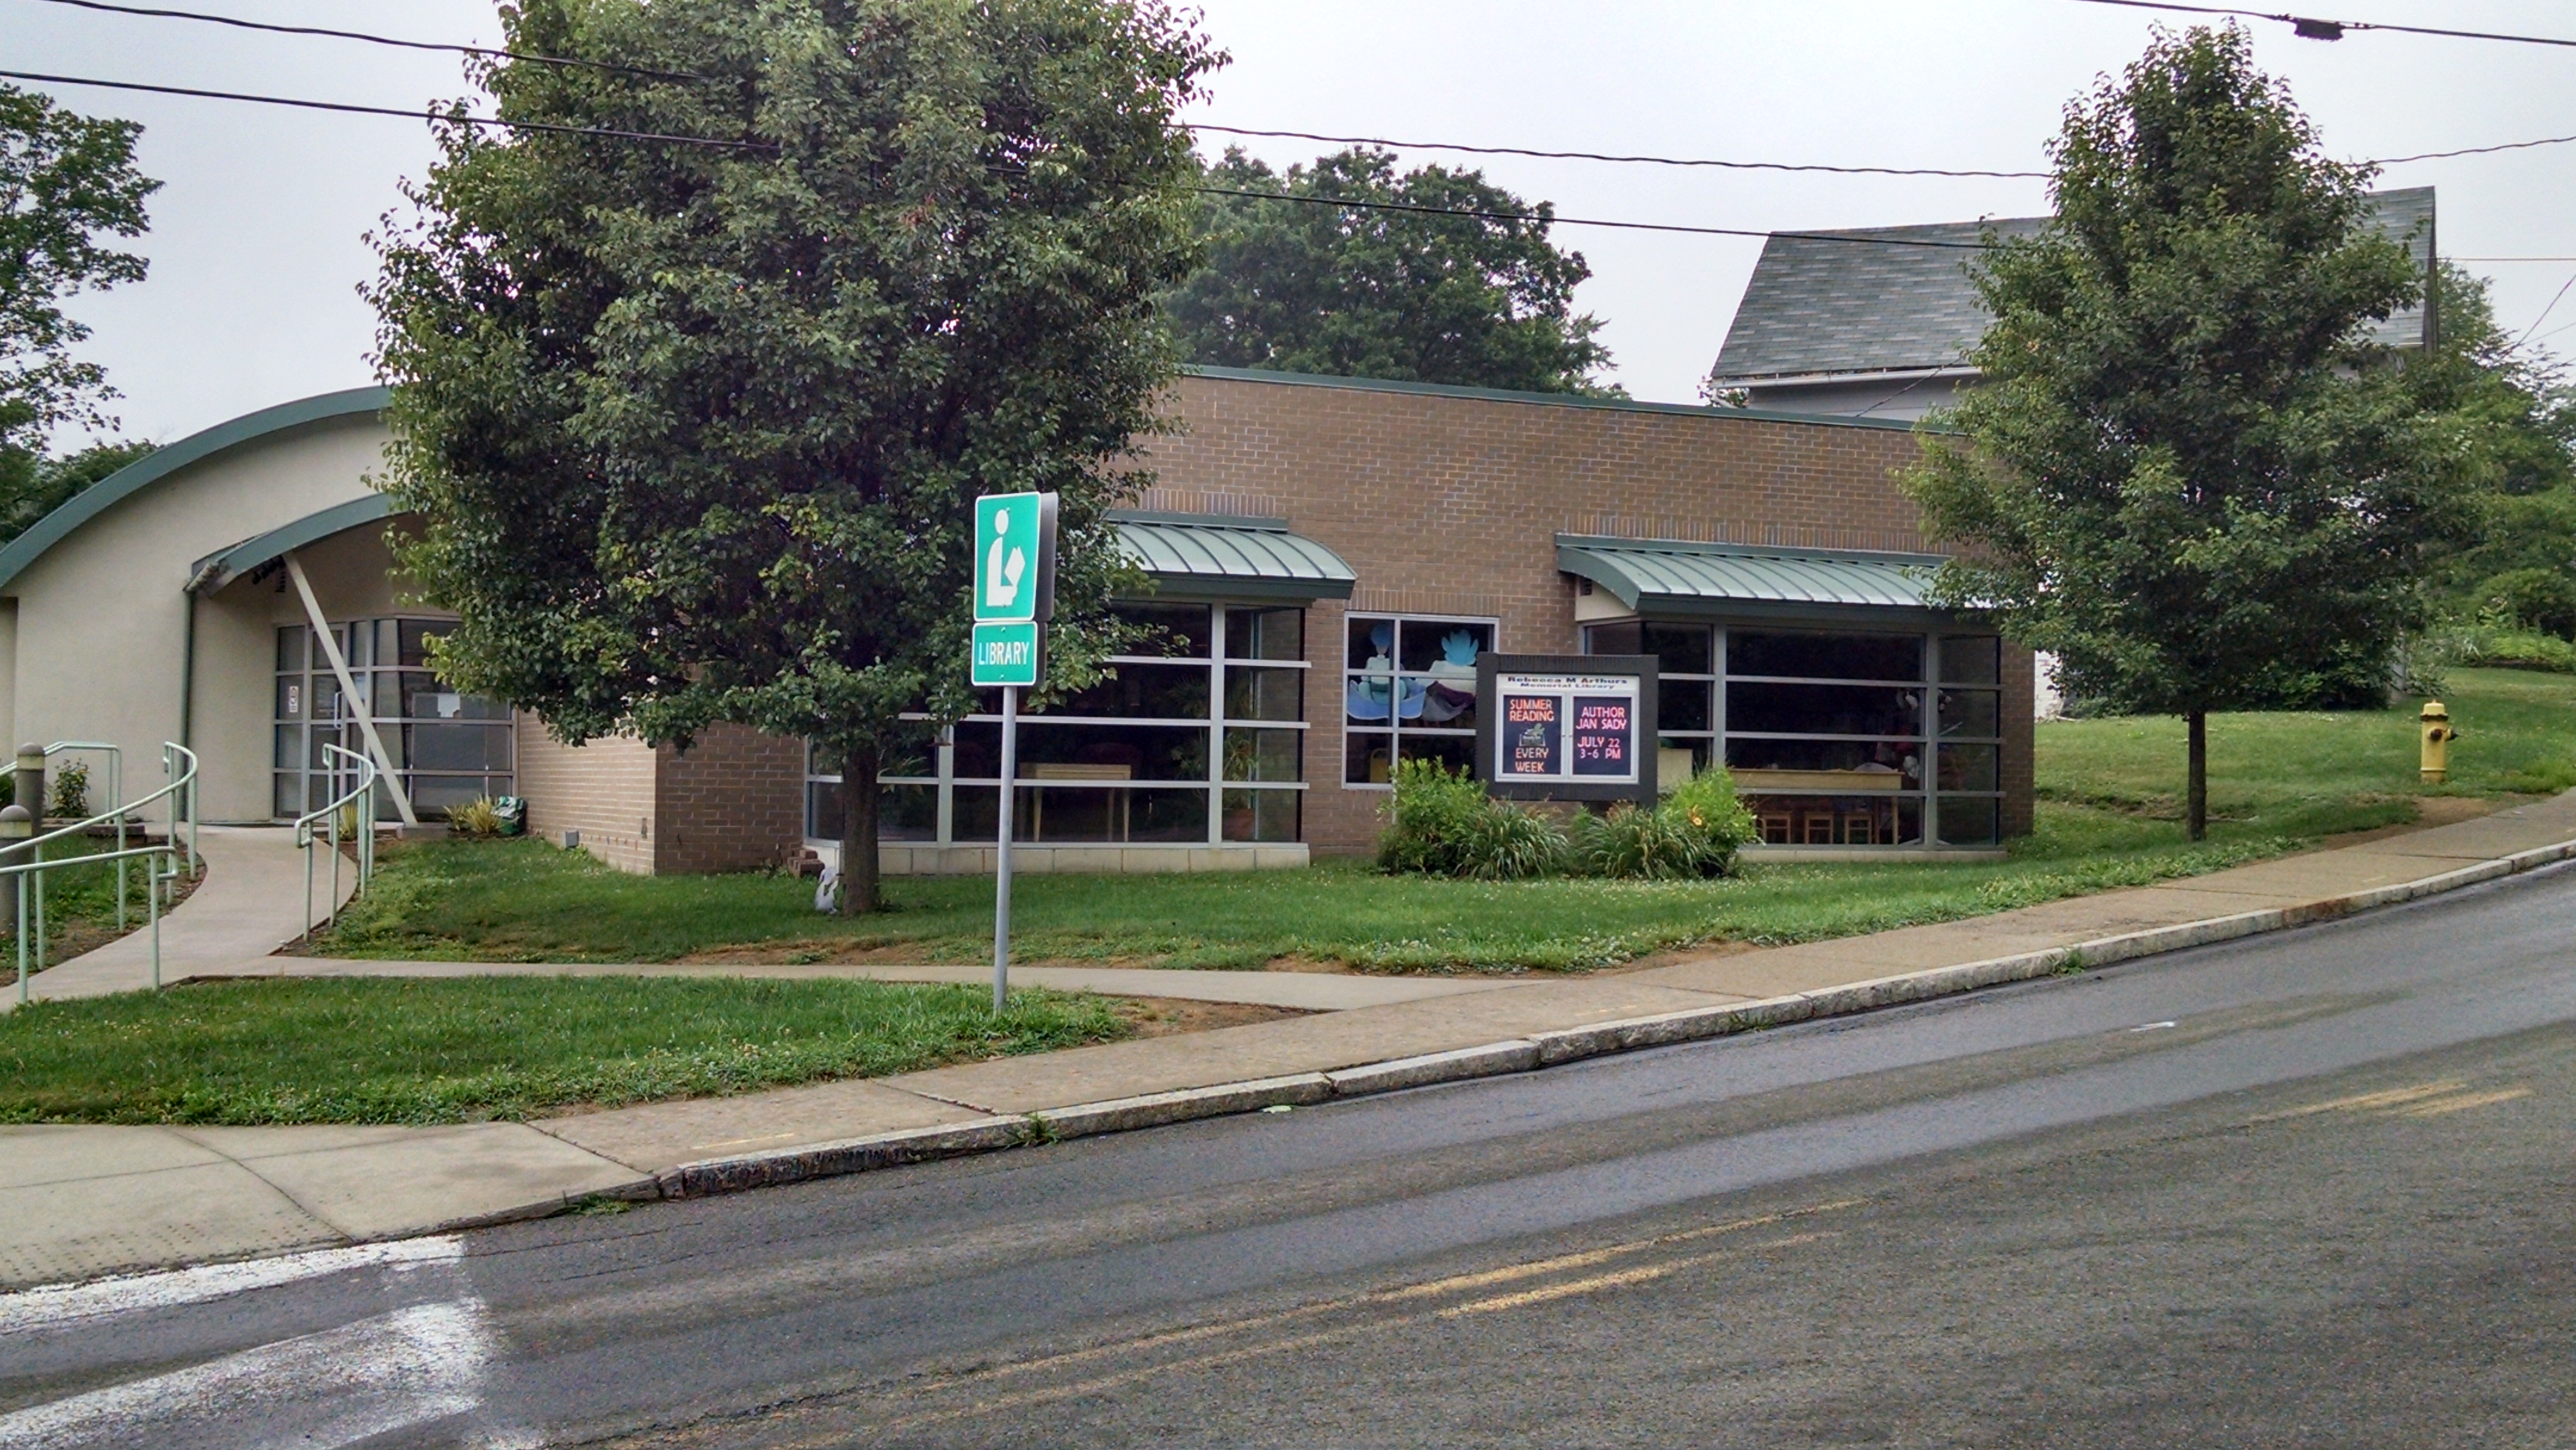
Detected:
left=273, top=619, right=515, bottom=819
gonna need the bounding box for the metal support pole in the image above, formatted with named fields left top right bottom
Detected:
left=328, top=788, right=342, bottom=931
left=30, top=837, right=43, bottom=975
left=3, top=805, right=29, bottom=1005
left=283, top=554, right=418, bottom=826
left=150, top=851, right=163, bottom=990
left=993, top=685, right=1018, bottom=1014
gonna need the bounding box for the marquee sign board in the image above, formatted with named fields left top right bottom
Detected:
left=1475, top=653, right=1659, bottom=807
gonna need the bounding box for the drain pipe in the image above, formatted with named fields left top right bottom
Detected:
left=177, top=571, right=213, bottom=751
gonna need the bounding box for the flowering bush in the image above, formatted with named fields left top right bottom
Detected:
left=1573, top=767, right=1755, bottom=879
left=1381, top=760, right=1753, bottom=881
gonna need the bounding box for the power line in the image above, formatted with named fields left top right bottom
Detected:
left=0, top=69, right=772, bottom=150
left=2376, top=132, right=2576, bottom=166
left=2515, top=273, right=2576, bottom=345
left=29, top=1, right=2576, bottom=177
left=23, top=0, right=712, bottom=82
left=1199, top=120, right=2576, bottom=179
left=0, top=67, right=2004, bottom=249
left=2067, top=0, right=2576, bottom=49
left=1184, top=183, right=1998, bottom=249
left=1188, top=124, right=2052, bottom=179
left=16, top=65, right=2568, bottom=263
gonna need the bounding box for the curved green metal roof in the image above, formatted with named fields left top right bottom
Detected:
left=0, top=386, right=390, bottom=594
left=1556, top=535, right=1953, bottom=619
left=188, top=493, right=396, bottom=594
left=1113, top=515, right=1357, bottom=601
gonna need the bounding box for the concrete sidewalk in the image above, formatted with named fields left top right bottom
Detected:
left=234, top=957, right=1517, bottom=1012
left=10, top=791, right=2576, bottom=1289
left=11, top=825, right=355, bottom=1007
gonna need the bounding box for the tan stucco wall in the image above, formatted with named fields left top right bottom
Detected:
left=5, top=416, right=388, bottom=823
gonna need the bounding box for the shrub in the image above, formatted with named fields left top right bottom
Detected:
left=2480, top=568, right=2576, bottom=640
left=1382, top=761, right=1755, bottom=882
left=1573, top=768, right=1755, bottom=880
left=1454, top=798, right=1569, bottom=880
left=48, top=761, right=89, bottom=821
left=1377, top=760, right=1568, bottom=879
left=447, top=797, right=506, bottom=840
left=2452, top=626, right=2576, bottom=675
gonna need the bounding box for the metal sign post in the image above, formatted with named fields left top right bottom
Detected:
left=971, top=491, right=1057, bottom=1013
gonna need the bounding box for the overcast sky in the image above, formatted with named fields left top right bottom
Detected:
left=13, top=0, right=2576, bottom=445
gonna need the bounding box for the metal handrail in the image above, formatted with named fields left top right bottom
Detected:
left=1, top=742, right=134, bottom=933
left=5, top=742, right=197, bottom=1001
left=296, top=743, right=379, bottom=946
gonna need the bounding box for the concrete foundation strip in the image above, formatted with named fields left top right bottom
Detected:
left=614, top=838, right=2576, bottom=1203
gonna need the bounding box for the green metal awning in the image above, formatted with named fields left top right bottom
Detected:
left=1114, top=513, right=1357, bottom=602
left=1555, top=534, right=1952, bottom=620
left=188, top=494, right=395, bottom=594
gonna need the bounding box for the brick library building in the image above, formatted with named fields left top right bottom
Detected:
left=0, top=367, right=2033, bottom=875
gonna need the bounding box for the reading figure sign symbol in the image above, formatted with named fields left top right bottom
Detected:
left=973, top=491, right=1056, bottom=625
left=984, top=508, right=1027, bottom=610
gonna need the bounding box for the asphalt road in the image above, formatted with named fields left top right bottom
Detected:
left=9, top=863, right=2576, bottom=1449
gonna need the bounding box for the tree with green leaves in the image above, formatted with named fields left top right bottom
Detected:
left=1162, top=147, right=1616, bottom=394
left=0, top=83, right=157, bottom=503
left=0, top=438, right=155, bottom=544
left=370, top=0, right=1215, bottom=911
left=1907, top=25, right=2478, bottom=839
left=2405, top=262, right=2576, bottom=619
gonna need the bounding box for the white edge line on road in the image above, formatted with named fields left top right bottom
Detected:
left=0, top=1236, right=463, bottom=1334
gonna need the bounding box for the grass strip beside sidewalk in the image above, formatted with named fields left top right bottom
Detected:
left=0, top=977, right=1129, bottom=1125
left=303, top=668, right=2576, bottom=974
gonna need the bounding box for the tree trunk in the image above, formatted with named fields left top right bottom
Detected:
left=838, top=740, right=881, bottom=915
left=2186, top=709, right=2208, bottom=843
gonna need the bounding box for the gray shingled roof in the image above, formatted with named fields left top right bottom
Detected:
left=1710, top=187, right=2436, bottom=385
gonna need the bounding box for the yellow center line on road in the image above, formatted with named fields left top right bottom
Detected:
left=2392, top=1086, right=2532, bottom=1118
left=1438, top=1232, right=1837, bottom=1319
left=900, top=1196, right=1866, bottom=1399
left=876, top=1229, right=1842, bottom=1436
left=2247, top=1080, right=2538, bottom=1125
left=2246, top=1081, right=2464, bottom=1123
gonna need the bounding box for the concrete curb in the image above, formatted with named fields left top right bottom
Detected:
left=620, top=835, right=2576, bottom=1201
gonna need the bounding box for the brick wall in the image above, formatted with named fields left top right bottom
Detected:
left=584, top=371, right=2028, bottom=867
left=515, top=720, right=658, bottom=873
left=1143, top=373, right=2010, bottom=854
left=655, top=724, right=807, bottom=874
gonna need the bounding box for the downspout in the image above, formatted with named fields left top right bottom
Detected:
left=178, top=571, right=213, bottom=750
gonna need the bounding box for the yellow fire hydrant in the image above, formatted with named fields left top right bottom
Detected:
left=2421, top=700, right=2460, bottom=785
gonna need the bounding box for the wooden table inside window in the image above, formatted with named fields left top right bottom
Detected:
left=1024, top=763, right=1133, bottom=841
left=1732, top=768, right=1908, bottom=845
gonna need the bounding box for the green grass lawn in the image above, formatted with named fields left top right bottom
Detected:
left=0, top=977, right=1129, bottom=1124
left=308, top=667, right=2576, bottom=975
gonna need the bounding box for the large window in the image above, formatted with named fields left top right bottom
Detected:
left=274, top=620, right=513, bottom=820
left=1343, top=614, right=1495, bottom=787
left=806, top=602, right=1309, bottom=846
left=1581, top=622, right=2005, bottom=847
